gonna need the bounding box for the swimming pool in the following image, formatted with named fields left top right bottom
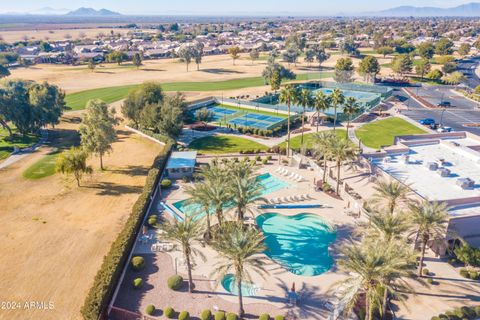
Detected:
left=221, top=274, right=258, bottom=296
left=172, top=173, right=289, bottom=219
left=256, top=213, right=336, bottom=276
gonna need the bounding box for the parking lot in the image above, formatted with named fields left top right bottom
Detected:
left=395, top=88, right=480, bottom=135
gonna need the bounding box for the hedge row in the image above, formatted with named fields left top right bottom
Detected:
left=80, top=143, right=173, bottom=320
left=431, top=305, right=480, bottom=320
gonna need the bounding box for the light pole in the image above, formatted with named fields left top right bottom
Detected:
left=440, top=108, right=446, bottom=127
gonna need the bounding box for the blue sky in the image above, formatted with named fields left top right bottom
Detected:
left=0, top=0, right=476, bottom=15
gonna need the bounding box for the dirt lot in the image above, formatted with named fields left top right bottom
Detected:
left=0, top=27, right=136, bottom=43
left=10, top=53, right=338, bottom=93
left=0, top=113, right=163, bottom=320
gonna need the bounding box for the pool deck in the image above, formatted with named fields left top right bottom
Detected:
left=112, top=155, right=480, bottom=319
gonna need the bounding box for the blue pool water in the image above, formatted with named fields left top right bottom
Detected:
left=221, top=274, right=258, bottom=296
left=256, top=213, right=336, bottom=276
left=172, top=173, right=288, bottom=219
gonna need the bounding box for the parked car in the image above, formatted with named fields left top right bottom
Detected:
left=437, top=101, right=452, bottom=108
left=419, top=118, right=436, bottom=125
left=437, top=126, right=453, bottom=133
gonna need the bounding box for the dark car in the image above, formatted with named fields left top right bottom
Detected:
left=419, top=118, right=435, bottom=125
left=437, top=101, right=452, bottom=108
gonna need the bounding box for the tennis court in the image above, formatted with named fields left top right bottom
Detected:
left=205, top=106, right=237, bottom=121
left=228, top=113, right=285, bottom=129
left=194, top=104, right=287, bottom=130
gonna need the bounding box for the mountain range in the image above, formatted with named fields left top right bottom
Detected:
left=66, top=8, right=121, bottom=16
left=364, top=2, right=480, bottom=17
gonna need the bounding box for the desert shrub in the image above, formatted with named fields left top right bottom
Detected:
left=262, top=158, right=268, bottom=165
left=243, top=156, right=250, bottom=162
left=179, top=311, right=190, bottom=320
left=422, top=268, right=429, bottom=276
left=274, top=316, right=285, bottom=320
left=255, top=155, right=261, bottom=162
left=226, top=313, right=238, bottom=320
left=132, top=278, right=143, bottom=289
left=470, top=271, right=479, bottom=280
left=161, top=179, right=172, bottom=189
left=232, top=157, right=239, bottom=163
left=259, top=314, right=270, bottom=320
left=460, top=268, right=470, bottom=278
left=182, top=176, right=191, bottom=183
left=249, top=160, right=256, bottom=166
left=460, top=306, right=476, bottom=318
left=167, top=275, right=184, bottom=290
left=147, top=215, right=157, bottom=227
left=426, top=277, right=433, bottom=284
left=431, top=317, right=441, bottom=320
left=200, top=309, right=212, bottom=320
left=145, top=305, right=155, bottom=315
left=131, top=256, right=145, bottom=271
left=474, top=306, right=480, bottom=316
left=214, top=311, right=226, bottom=320
left=266, top=155, right=272, bottom=161
left=164, top=307, right=175, bottom=319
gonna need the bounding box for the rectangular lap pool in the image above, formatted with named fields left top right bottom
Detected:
left=172, top=173, right=289, bottom=219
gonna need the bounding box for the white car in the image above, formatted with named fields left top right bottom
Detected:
left=437, top=127, right=453, bottom=133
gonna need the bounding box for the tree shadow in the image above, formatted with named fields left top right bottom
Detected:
left=200, top=68, right=245, bottom=74
left=140, top=68, right=165, bottom=72
left=109, top=165, right=149, bottom=177
left=88, top=182, right=143, bottom=196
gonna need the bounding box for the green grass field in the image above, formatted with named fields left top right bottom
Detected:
left=355, top=117, right=426, bottom=149
left=188, top=135, right=269, bottom=154
left=278, top=129, right=348, bottom=150
left=22, top=151, right=60, bottom=180
left=64, top=72, right=333, bottom=111
left=0, top=127, right=39, bottom=160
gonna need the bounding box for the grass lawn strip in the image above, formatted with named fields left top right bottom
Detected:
left=65, top=72, right=333, bottom=111
left=0, top=127, right=39, bottom=160
left=355, top=117, right=426, bottom=149
left=188, top=135, right=269, bottom=154
left=22, top=151, right=60, bottom=180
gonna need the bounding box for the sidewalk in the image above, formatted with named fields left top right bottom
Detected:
left=0, top=129, right=48, bottom=170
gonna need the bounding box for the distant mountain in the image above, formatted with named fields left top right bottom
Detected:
left=66, top=7, right=121, bottom=16
left=365, top=2, right=480, bottom=17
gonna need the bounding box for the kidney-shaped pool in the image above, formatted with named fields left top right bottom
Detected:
left=256, top=213, right=336, bottom=276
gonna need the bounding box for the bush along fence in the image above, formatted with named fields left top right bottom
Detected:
left=80, top=143, right=173, bottom=320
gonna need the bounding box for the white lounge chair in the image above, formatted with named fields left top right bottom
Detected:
left=283, top=170, right=290, bottom=176
left=288, top=172, right=296, bottom=179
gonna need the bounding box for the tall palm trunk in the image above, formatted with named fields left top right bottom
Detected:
left=185, top=251, right=194, bottom=293
left=382, top=286, right=389, bottom=320
left=333, top=105, right=338, bottom=131
left=237, top=205, right=243, bottom=222
left=418, top=236, right=428, bottom=276
left=237, top=274, right=245, bottom=317
left=301, top=105, right=305, bottom=149
left=366, top=292, right=372, bottom=320
left=346, top=119, right=350, bottom=139
left=204, top=206, right=211, bottom=238
left=336, top=160, right=341, bottom=194
left=323, top=158, right=328, bottom=183
left=413, top=230, right=420, bottom=252
left=286, top=100, right=291, bottom=158
left=216, top=207, right=223, bottom=226
left=316, top=113, right=320, bottom=132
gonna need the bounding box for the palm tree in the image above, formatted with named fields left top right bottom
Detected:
left=329, top=137, right=357, bottom=194
left=408, top=200, right=449, bottom=276
left=312, top=131, right=335, bottom=183
left=297, top=88, right=313, bottom=150
left=227, top=161, right=266, bottom=221
left=279, top=85, right=298, bottom=157
left=337, top=239, right=416, bottom=320
left=211, top=223, right=268, bottom=317
left=198, top=162, right=230, bottom=226
left=330, top=88, right=345, bottom=131
left=158, top=217, right=205, bottom=293
left=184, top=182, right=213, bottom=238
left=371, top=179, right=411, bottom=214
left=362, top=209, right=410, bottom=243
left=342, top=97, right=361, bottom=139
left=314, top=91, right=331, bottom=132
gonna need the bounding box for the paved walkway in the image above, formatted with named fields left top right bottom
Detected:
left=0, top=129, right=48, bottom=170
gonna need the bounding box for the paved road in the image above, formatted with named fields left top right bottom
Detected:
left=394, top=88, right=480, bottom=135
left=457, top=56, right=480, bottom=89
